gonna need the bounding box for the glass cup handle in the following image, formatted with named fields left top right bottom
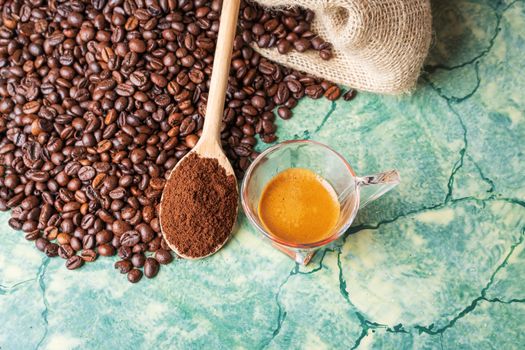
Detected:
left=356, top=169, right=400, bottom=209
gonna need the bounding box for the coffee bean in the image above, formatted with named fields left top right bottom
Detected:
left=343, top=89, right=357, bottom=101
left=131, top=253, right=146, bottom=268
left=120, top=230, right=141, bottom=247
left=57, top=233, right=71, bottom=245
left=251, top=95, right=266, bottom=109
left=305, top=85, right=324, bottom=99
left=118, top=246, right=133, bottom=260
left=8, top=218, right=22, bottom=230
left=81, top=249, right=98, bottom=262
left=96, top=230, right=113, bottom=245
left=43, top=243, right=59, bottom=257
left=137, top=223, right=155, bottom=243
left=26, top=171, right=50, bottom=182
left=275, top=83, right=290, bottom=104
left=155, top=249, right=173, bottom=264
left=294, top=38, right=311, bottom=52
left=58, top=244, right=74, bottom=259
left=144, top=258, right=160, bottom=278
left=109, top=187, right=126, bottom=200
left=129, top=39, right=146, bottom=53
left=115, top=83, right=135, bottom=97
left=277, top=39, right=292, bottom=54
left=324, top=86, right=341, bottom=101
left=127, top=269, right=142, bottom=283
left=66, top=255, right=84, bottom=270
left=130, top=149, right=147, bottom=164
left=115, top=260, right=133, bottom=274
left=320, top=49, right=333, bottom=60
left=130, top=71, right=148, bottom=87
left=78, top=166, right=96, bottom=181
left=277, top=107, right=292, bottom=120
left=35, top=238, right=49, bottom=252
left=82, top=234, right=96, bottom=250
left=97, top=243, right=115, bottom=257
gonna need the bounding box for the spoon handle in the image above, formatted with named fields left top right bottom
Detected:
left=200, top=0, right=241, bottom=143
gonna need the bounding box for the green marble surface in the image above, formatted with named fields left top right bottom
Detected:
left=1, top=0, right=524, bottom=349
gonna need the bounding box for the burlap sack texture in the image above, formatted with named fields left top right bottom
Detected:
left=253, top=0, right=432, bottom=94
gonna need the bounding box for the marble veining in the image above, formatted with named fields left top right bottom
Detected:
left=0, top=0, right=524, bottom=349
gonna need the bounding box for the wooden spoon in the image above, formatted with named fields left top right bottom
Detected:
left=159, top=0, right=241, bottom=259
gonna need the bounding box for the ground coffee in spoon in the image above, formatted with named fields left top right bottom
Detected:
left=160, top=154, right=238, bottom=258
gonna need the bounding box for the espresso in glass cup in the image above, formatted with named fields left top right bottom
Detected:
left=241, top=140, right=400, bottom=264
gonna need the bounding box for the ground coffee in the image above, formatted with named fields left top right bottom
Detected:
left=160, top=154, right=237, bottom=258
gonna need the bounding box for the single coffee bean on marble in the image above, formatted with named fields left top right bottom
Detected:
left=127, top=269, right=143, bottom=283
left=66, top=255, right=84, bottom=270
left=155, top=249, right=174, bottom=264
left=343, top=89, right=357, bottom=101
left=277, top=107, right=292, bottom=120
left=115, top=260, right=133, bottom=274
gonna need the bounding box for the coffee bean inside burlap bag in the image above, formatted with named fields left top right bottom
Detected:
left=253, top=0, right=432, bottom=94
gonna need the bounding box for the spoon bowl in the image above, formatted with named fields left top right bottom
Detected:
left=159, top=139, right=239, bottom=260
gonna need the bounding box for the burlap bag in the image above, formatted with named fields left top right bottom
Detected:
left=253, top=0, right=432, bottom=94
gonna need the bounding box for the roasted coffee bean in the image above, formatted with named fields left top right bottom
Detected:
left=120, top=230, right=141, bottom=247
left=294, top=38, right=311, bottom=52
left=277, top=39, right=292, bottom=54
left=131, top=253, right=146, bottom=268
left=96, top=230, right=113, bottom=245
left=127, top=269, right=142, bottom=283
left=57, top=233, right=71, bottom=245
left=66, top=255, right=84, bottom=270
left=115, top=83, right=135, bottom=97
left=324, top=86, right=341, bottom=101
left=144, top=258, right=160, bottom=278
left=137, top=223, right=155, bottom=243
left=118, top=246, right=133, bottom=260
left=81, top=249, right=98, bottom=262
left=343, top=89, right=357, bottom=101
left=44, top=243, right=59, bottom=257
left=58, top=244, right=74, bottom=259
left=8, top=218, right=22, bottom=230
left=115, top=260, right=133, bottom=274
left=70, top=237, right=82, bottom=251
left=155, top=249, right=173, bottom=264
left=82, top=235, right=96, bottom=249
left=35, top=238, right=49, bottom=252
left=130, top=71, right=148, bottom=87
left=129, top=39, right=146, bottom=53
left=277, top=107, right=292, bottom=120
left=25, top=230, right=40, bottom=241
left=109, top=187, right=126, bottom=200
left=78, top=166, right=96, bottom=181
left=98, top=243, right=115, bottom=257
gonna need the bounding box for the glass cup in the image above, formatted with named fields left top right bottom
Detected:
left=241, top=140, right=400, bottom=265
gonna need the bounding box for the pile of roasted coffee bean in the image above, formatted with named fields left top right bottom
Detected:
left=0, top=0, right=356, bottom=283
